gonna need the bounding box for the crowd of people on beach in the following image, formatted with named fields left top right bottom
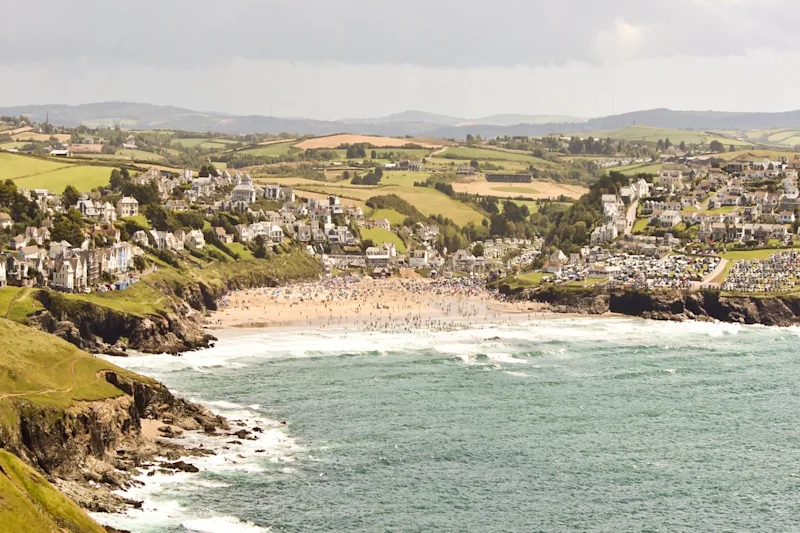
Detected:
left=215, top=274, right=535, bottom=333
left=722, top=251, right=800, bottom=293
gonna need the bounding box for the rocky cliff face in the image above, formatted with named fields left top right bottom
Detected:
left=27, top=255, right=322, bottom=355
left=510, top=285, right=800, bottom=326
left=0, top=372, right=227, bottom=513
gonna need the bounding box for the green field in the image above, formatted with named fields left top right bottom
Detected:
left=62, top=280, right=169, bottom=317
left=436, top=146, right=544, bottom=164
left=614, top=162, right=662, bottom=175
left=238, top=141, right=297, bottom=157
left=0, top=142, right=28, bottom=150
left=117, top=149, right=167, bottom=163
left=173, top=137, right=240, bottom=148
left=721, top=248, right=787, bottom=261
left=369, top=208, right=407, bottom=225
left=360, top=227, right=406, bottom=253
left=13, top=164, right=117, bottom=192
left=303, top=183, right=484, bottom=226
left=0, top=153, right=71, bottom=180
left=380, top=171, right=427, bottom=187
left=582, top=126, right=753, bottom=147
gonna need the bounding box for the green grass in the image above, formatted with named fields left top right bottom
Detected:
left=0, top=318, right=153, bottom=409
left=239, top=141, right=297, bottom=157
left=62, top=281, right=169, bottom=317
left=116, top=149, right=167, bottom=163
left=582, top=126, right=753, bottom=146
left=12, top=164, right=117, bottom=192
left=632, top=217, right=650, bottom=233
left=360, top=227, right=406, bottom=253
left=0, top=142, right=29, bottom=149
left=298, top=183, right=485, bottom=226
left=614, top=162, right=662, bottom=175
left=380, top=171, right=428, bottom=187
left=227, top=242, right=255, bottom=260
left=369, top=208, right=407, bottom=225
left=0, top=152, right=71, bottom=180
left=721, top=249, right=787, bottom=261
left=436, top=146, right=544, bottom=164
left=122, top=214, right=151, bottom=229
left=0, top=449, right=107, bottom=533
left=173, top=137, right=241, bottom=148
left=516, top=272, right=550, bottom=285
left=0, top=287, right=23, bottom=317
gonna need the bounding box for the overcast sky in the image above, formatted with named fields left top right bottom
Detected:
left=2, top=0, right=798, bottom=119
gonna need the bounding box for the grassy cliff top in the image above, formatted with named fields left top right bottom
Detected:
left=0, top=449, right=106, bottom=533
left=0, top=318, right=155, bottom=411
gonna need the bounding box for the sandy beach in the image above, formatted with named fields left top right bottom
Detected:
left=205, top=274, right=550, bottom=333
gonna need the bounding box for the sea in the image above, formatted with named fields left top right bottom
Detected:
left=92, top=317, right=800, bottom=532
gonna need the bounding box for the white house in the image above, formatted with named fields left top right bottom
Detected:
left=374, top=218, right=391, bottom=231
left=0, top=212, right=11, bottom=230
left=232, top=175, right=257, bottom=204
left=116, top=196, right=139, bottom=218
left=0, top=260, right=6, bottom=288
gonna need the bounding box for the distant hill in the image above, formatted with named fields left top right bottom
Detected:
left=6, top=102, right=800, bottom=141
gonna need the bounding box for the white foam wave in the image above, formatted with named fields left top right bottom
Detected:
left=503, top=371, right=529, bottom=378
left=183, top=516, right=268, bottom=533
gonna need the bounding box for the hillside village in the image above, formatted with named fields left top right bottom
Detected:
left=3, top=114, right=800, bottom=298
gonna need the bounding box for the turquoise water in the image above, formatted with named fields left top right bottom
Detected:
left=97, top=319, right=800, bottom=532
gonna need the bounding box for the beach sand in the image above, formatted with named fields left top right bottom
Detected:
left=205, top=276, right=549, bottom=333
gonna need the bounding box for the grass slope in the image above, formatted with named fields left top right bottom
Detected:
left=0, top=319, right=145, bottom=410
left=0, top=153, right=71, bottom=180
left=11, top=164, right=117, bottom=192
left=0, top=449, right=106, bottom=533
left=360, top=227, right=406, bottom=253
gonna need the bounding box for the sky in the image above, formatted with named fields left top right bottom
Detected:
left=2, top=0, right=799, bottom=119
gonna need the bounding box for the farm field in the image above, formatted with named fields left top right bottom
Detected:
left=296, top=134, right=441, bottom=150
left=451, top=179, right=587, bottom=200
left=116, top=149, right=167, bottom=163
left=581, top=126, right=753, bottom=147
left=10, top=132, right=71, bottom=143
left=13, top=164, right=117, bottom=191
left=0, top=142, right=29, bottom=150
left=0, top=153, right=71, bottom=180
left=239, top=142, right=297, bottom=157
left=614, top=162, right=662, bottom=175
left=712, top=149, right=800, bottom=162
left=360, top=227, right=406, bottom=253
left=171, top=138, right=237, bottom=148
left=436, top=146, right=548, bottom=164
left=297, top=182, right=484, bottom=226
left=490, top=185, right=541, bottom=196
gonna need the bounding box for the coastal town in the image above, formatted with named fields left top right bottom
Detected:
left=2, top=140, right=800, bottom=299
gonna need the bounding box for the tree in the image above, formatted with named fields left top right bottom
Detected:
left=679, top=141, right=686, bottom=152
left=61, top=185, right=81, bottom=209
left=346, top=144, right=367, bottom=159
left=109, top=169, right=125, bottom=190
left=50, top=209, right=85, bottom=246
left=729, top=144, right=736, bottom=152
left=145, top=204, right=174, bottom=232
left=370, top=150, right=377, bottom=159
left=470, top=159, right=479, bottom=169
left=709, top=140, right=725, bottom=153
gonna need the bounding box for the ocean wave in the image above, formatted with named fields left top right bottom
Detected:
left=183, top=515, right=269, bottom=532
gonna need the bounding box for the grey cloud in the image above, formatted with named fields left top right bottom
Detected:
left=4, top=0, right=800, bottom=68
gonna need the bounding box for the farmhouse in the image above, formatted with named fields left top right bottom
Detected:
left=116, top=196, right=139, bottom=218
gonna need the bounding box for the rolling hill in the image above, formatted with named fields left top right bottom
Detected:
left=7, top=101, right=800, bottom=141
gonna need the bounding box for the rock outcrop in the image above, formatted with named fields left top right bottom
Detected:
left=0, top=371, right=227, bottom=514
left=511, top=284, right=800, bottom=326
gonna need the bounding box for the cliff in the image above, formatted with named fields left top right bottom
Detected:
left=26, top=252, right=322, bottom=355
left=0, top=318, right=227, bottom=530
left=508, top=284, right=800, bottom=326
